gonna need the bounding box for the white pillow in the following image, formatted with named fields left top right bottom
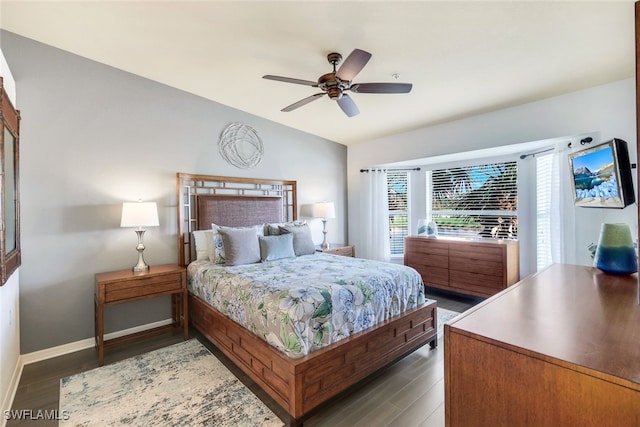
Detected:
left=192, top=230, right=215, bottom=261
left=192, top=229, right=226, bottom=264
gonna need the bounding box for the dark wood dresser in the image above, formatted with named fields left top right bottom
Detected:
left=445, top=263, right=640, bottom=426
left=404, top=236, right=519, bottom=297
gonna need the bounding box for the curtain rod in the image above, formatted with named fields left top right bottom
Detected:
left=519, top=147, right=554, bottom=160
left=360, top=167, right=421, bottom=173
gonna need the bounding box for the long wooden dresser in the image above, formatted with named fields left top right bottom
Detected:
left=404, top=236, right=519, bottom=298
left=445, top=264, right=640, bottom=426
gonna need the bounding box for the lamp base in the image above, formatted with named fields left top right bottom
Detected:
left=132, top=261, right=149, bottom=273
left=321, top=219, right=330, bottom=250
left=132, top=229, right=150, bottom=272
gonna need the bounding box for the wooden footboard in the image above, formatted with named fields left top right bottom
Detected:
left=189, top=294, right=437, bottom=424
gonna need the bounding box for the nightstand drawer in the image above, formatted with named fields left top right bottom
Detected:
left=324, top=245, right=354, bottom=257
left=105, top=272, right=183, bottom=303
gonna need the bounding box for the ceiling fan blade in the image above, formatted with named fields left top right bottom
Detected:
left=335, top=49, right=372, bottom=82
left=281, top=93, right=325, bottom=112
left=337, top=94, right=360, bottom=117
left=350, top=83, right=413, bottom=94
left=263, top=75, right=318, bottom=87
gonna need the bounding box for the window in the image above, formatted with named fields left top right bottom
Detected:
left=429, top=161, right=517, bottom=239
left=387, top=171, right=408, bottom=255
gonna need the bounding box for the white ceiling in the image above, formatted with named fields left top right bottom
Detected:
left=0, top=1, right=635, bottom=146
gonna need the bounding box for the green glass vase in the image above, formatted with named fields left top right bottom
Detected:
left=593, top=223, right=638, bottom=275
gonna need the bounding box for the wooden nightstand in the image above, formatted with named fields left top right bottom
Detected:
left=318, top=244, right=355, bottom=257
left=94, top=264, right=189, bottom=366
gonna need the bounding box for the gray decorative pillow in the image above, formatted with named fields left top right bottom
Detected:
left=217, top=226, right=261, bottom=266
left=265, top=220, right=307, bottom=236
left=278, top=223, right=316, bottom=256
left=265, top=223, right=284, bottom=236
left=259, top=234, right=295, bottom=262
left=212, top=223, right=265, bottom=264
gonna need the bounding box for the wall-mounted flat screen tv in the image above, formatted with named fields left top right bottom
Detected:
left=568, top=138, right=635, bottom=208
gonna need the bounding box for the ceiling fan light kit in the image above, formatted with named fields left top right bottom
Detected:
left=263, top=48, right=412, bottom=117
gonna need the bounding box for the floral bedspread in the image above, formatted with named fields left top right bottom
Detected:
left=187, top=253, right=428, bottom=358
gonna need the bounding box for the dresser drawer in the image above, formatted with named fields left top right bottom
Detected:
left=415, top=265, right=449, bottom=288
left=450, top=245, right=503, bottom=262
left=449, top=270, right=506, bottom=293
left=104, top=272, right=183, bottom=303
left=405, top=238, right=448, bottom=257
left=406, top=252, right=449, bottom=269
left=449, top=257, right=503, bottom=276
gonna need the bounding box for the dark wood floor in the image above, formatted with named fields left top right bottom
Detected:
left=8, top=289, right=479, bottom=427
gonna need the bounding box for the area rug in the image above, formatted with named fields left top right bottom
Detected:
left=59, top=340, right=283, bottom=427
left=437, top=307, right=461, bottom=337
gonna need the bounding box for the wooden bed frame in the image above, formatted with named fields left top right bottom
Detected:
left=177, top=173, right=438, bottom=426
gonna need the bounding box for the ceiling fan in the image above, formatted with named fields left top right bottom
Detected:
left=262, top=49, right=412, bottom=117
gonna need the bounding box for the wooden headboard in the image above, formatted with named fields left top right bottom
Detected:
left=176, top=173, right=297, bottom=266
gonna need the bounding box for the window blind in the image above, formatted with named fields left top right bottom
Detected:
left=430, top=161, right=518, bottom=239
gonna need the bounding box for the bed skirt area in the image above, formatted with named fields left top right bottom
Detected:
left=189, top=294, right=438, bottom=425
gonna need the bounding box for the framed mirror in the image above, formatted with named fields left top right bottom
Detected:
left=0, top=77, right=21, bottom=285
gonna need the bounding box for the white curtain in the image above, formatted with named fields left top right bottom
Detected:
left=549, top=143, right=566, bottom=264
left=360, top=169, right=390, bottom=261
left=537, top=143, right=566, bottom=271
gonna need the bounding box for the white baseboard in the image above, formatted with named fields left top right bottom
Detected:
left=1, top=357, right=24, bottom=427
left=21, top=318, right=174, bottom=365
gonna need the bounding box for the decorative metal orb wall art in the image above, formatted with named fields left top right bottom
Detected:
left=218, top=122, right=264, bottom=169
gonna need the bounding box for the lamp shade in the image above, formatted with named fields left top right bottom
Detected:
left=120, top=202, right=159, bottom=228
left=310, top=202, right=336, bottom=219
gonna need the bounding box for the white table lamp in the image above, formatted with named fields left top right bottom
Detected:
left=120, top=201, right=159, bottom=272
left=311, top=202, right=336, bottom=250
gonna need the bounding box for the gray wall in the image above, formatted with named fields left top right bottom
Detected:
left=1, top=31, right=347, bottom=354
